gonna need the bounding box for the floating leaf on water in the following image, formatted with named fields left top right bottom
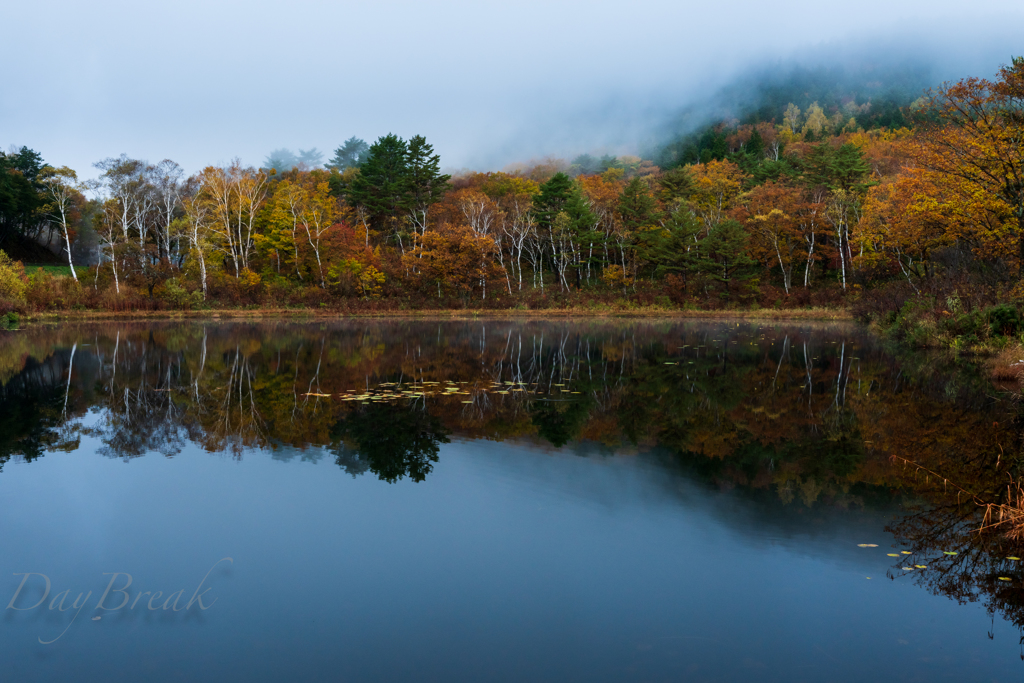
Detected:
left=901, top=551, right=912, bottom=555
left=902, top=567, right=914, bottom=571
left=887, top=553, right=900, bottom=557
left=461, top=400, right=473, bottom=404
left=999, top=577, right=1013, bottom=581
left=857, top=544, right=879, bottom=548
left=1008, top=556, right=1021, bottom=561
left=914, top=565, right=927, bottom=569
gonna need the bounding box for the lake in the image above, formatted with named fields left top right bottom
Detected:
left=1, top=318, right=1022, bottom=682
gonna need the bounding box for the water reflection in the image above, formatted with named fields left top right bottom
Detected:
left=0, top=321, right=1005, bottom=489
left=2, top=318, right=1024, bottom=653
left=332, top=402, right=450, bottom=482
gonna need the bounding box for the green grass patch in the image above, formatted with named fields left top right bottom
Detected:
left=24, top=264, right=87, bottom=278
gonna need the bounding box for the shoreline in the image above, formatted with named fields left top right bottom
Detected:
left=20, top=307, right=853, bottom=323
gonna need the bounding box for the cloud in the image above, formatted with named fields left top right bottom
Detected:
left=1, top=1, right=1021, bottom=177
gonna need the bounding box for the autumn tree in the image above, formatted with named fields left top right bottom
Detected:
left=199, top=161, right=269, bottom=278
left=579, top=172, right=625, bottom=280
left=860, top=170, right=954, bottom=292
left=916, top=57, right=1024, bottom=277
left=484, top=174, right=539, bottom=291
left=802, top=102, right=828, bottom=139
left=37, top=166, right=84, bottom=281
left=740, top=181, right=803, bottom=293
left=801, top=143, right=872, bottom=289
left=176, top=176, right=213, bottom=298
left=688, top=159, right=747, bottom=234
left=94, top=198, right=124, bottom=293
left=93, top=155, right=154, bottom=267
left=407, top=225, right=494, bottom=300
left=297, top=171, right=338, bottom=288
left=260, top=178, right=305, bottom=279
left=153, top=159, right=183, bottom=263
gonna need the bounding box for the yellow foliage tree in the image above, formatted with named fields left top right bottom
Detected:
left=0, top=251, right=27, bottom=306
left=916, top=57, right=1024, bottom=276
left=688, top=159, right=747, bottom=234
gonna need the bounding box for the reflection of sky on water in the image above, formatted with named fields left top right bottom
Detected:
left=1, top=426, right=1017, bottom=682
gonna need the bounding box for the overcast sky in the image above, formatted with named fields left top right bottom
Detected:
left=2, top=0, right=1021, bottom=178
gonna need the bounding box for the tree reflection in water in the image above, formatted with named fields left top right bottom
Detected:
left=885, top=435, right=1024, bottom=651
left=331, top=402, right=450, bottom=482
left=3, top=319, right=1024, bottom=637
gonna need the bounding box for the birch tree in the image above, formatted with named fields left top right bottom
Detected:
left=37, top=166, right=83, bottom=281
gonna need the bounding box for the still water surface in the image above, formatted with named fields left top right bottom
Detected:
left=0, top=319, right=1021, bottom=682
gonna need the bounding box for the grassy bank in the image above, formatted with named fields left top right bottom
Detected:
left=20, top=305, right=851, bottom=323
left=858, top=292, right=1024, bottom=388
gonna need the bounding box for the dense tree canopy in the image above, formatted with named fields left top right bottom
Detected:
left=3, top=58, right=1024, bottom=318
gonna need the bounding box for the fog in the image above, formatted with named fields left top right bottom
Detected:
left=1, top=0, right=1021, bottom=177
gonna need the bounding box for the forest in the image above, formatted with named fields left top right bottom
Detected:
left=0, top=59, right=1023, bottom=341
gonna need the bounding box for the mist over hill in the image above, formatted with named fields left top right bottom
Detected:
left=477, top=24, right=1022, bottom=172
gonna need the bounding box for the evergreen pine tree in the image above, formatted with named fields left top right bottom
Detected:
left=404, top=135, right=451, bottom=234
left=563, top=185, right=600, bottom=287
left=695, top=219, right=758, bottom=298
left=657, top=166, right=693, bottom=205
left=347, top=134, right=410, bottom=236
left=617, top=177, right=658, bottom=232
left=327, top=137, right=370, bottom=170
left=532, top=172, right=574, bottom=230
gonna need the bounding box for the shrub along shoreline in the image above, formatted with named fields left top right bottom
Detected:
left=856, top=290, right=1024, bottom=387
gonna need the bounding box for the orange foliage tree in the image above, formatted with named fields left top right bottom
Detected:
left=404, top=225, right=496, bottom=300
left=916, top=57, right=1024, bottom=276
